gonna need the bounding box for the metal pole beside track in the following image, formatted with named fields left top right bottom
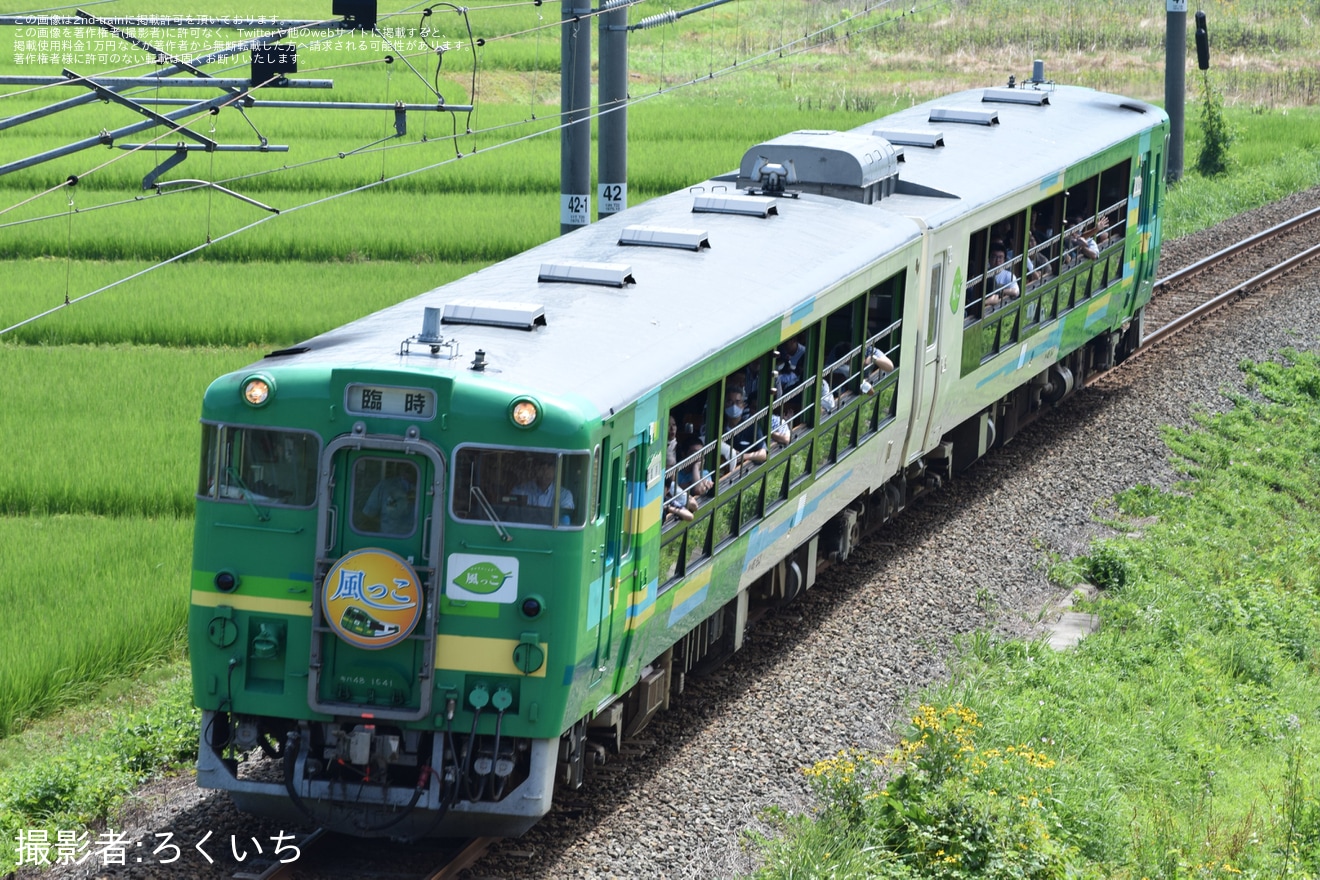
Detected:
left=598, top=0, right=629, bottom=221
left=1165, top=0, right=1187, bottom=183
left=560, top=1, right=593, bottom=235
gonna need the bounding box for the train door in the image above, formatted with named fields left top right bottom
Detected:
left=1135, top=144, right=1161, bottom=286
left=592, top=440, right=642, bottom=694
left=610, top=440, right=649, bottom=694
left=906, top=241, right=950, bottom=462
left=308, top=430, right=444, bottom=721
left=589, top=445, right=623, bottom=689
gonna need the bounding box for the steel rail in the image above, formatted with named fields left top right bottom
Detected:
left=1153, top=204, right=1320, bottom=291
left=422, top=837, right=496, bottom=880
left=1142, top=240, right=1320, bottom=348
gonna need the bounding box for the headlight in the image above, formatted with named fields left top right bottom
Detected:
left=242, top=375, right=273, bottom=407
left=510, top=398, right=539, bottom=428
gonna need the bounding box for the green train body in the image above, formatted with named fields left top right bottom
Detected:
left=190, top=83, right=1168, bottom=836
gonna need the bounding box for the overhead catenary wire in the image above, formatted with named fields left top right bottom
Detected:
left=1, top=0, right=933, bottom=337
left=1, top=0, right=923, bottom=232
left=3, top=0, right=920, bottom=199
left=0, top=72, right=310, bottom=221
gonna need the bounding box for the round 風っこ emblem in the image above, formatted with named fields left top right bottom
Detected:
left=322, top=548, right=423, bottom=650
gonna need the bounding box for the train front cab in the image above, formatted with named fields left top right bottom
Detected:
left=192, top=371, right=607, bottom=838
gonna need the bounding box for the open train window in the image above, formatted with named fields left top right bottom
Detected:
left=965, top=210, right=1027, bottom=323
left=1028, top=194, right=1063, bottom=287
left=1098, top=160, right=1131, bottom=249
left=197, top=424, right=319, bottom=508
left=451, top=445, right=589, bottom=529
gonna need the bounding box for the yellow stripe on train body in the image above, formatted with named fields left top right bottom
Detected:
left=191, top=590, right=313, bottom=617
left=435, top=635, right=549, bottom=678
left=193, top=592, right=547, bottom=679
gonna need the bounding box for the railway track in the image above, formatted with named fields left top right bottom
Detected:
left=1143, top=205, right=1320, bottom=345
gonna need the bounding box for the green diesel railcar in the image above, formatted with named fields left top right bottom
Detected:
left=190, top=81, right=1167, bottom=837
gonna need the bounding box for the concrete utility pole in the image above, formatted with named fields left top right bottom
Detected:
left=1165, top=0, right=1187, bottom=183
left=597, top=0, right=629, bottom=221
left=560, top=1, right=592, bottom=234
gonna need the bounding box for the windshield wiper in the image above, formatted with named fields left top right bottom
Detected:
left=470, top=485, right=512, bottom=542
left=226, top=466, right=271, bottom=522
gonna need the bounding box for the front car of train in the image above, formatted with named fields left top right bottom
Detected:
left=190, top=328, right=612, bottom=837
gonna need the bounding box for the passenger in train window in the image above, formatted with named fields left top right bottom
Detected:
left=867, top=344, right=894, bottom=376
left=992, top=220, right=1018, bottom=259
left=726, top=371, right=748, bottom=403
left=724, top=391, right=770, bottom=466
left=985, top=246, right=1019, bottom=310
left=859, top=343, right=893, bottom=393
left=675, top=437, right=714, bottom=499
left=769, top=403, right=792, bottom=448
left=1032, top=211, right=1055, bottom=246
left=1025, top=233, right=1046, bottom=288
left=663, top=476, right=696, bottom=524
left=1064, top=215, right=1100, bottom=266
left=819, top=378, right=837, bottom=417
left=1092, top=212, right=1111, bottom=248
left=776, top=338, right=807, bottom=391
left=361, top=471, right=417, bottom=535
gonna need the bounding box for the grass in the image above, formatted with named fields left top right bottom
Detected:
left=0, top=514, right=194, bottom=739
left=0, top=345, right=255, bottom=515
left=1164, top=105, right=1320, bottom=238
left=0, top=667, right=199, bottom=870
left=0, top=259, right=490, bottom=344
left=753, top=353, right=1320, bottom=877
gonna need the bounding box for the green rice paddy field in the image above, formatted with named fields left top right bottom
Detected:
left=1, top=0, right=1319, bottom=739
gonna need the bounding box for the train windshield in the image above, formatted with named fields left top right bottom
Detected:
left=451, top=446, right=589, bottom=529
left=197, top=424, right=319, bottom=507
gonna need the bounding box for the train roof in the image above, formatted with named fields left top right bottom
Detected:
left=859, top=84, right=1165, bottom=225
left=254, top=84, right=1165, bottom=422
left=260, top=179, right=925, bottom=418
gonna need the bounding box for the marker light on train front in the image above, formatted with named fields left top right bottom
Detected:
left=510, top=398, right=540, bottom=428
left=241, top=375, right=273, bottom=407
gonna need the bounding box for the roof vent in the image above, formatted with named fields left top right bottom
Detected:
left=873, top=129, right=944, bottom=148
left=441, top=300, right=547, bottom=330
left=264, top=346, right=310, bottom=358
left=538, top=260, right=635, bottom=287
left=929, top=107, right=1000, bottom=126
left=619, top=225, right=710, bottom=251
left=692, top=193, right=779, bottom=218
left=982, top=87, right=1049, bottom=106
